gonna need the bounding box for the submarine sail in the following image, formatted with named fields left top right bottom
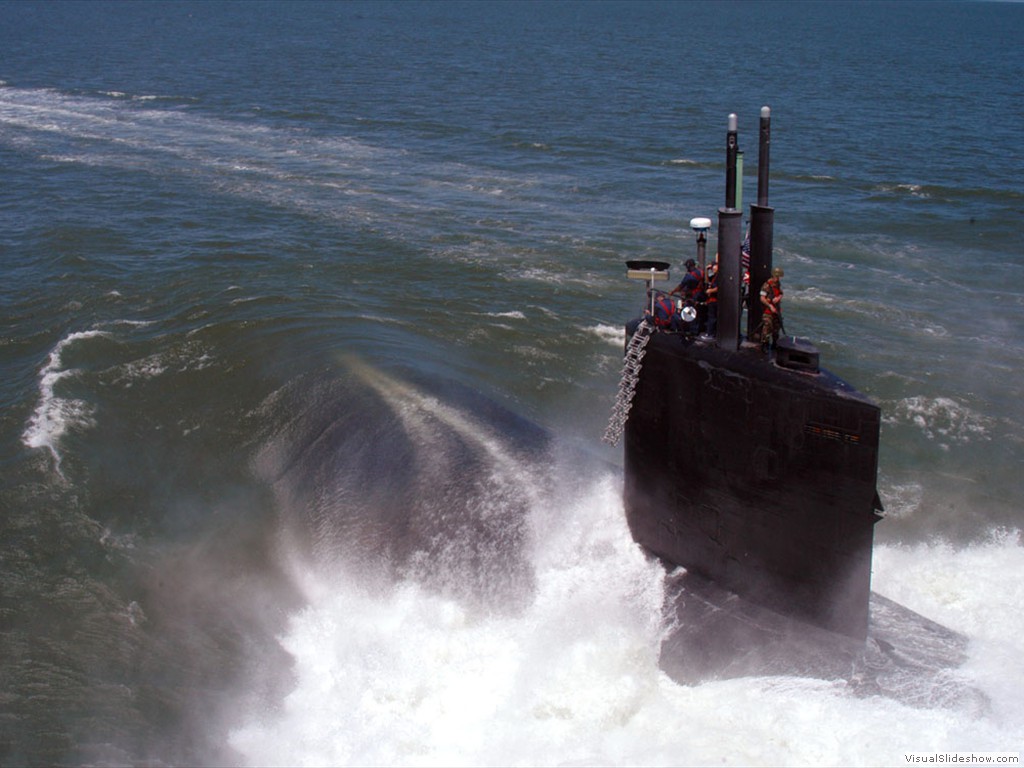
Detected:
left=612, top=109, right=884, bottom=640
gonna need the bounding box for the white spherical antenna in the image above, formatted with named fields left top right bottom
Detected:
left=689, top=217, right=712, bottom=232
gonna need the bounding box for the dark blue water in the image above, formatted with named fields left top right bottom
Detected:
left=2, top=2, right=1022, bottom=765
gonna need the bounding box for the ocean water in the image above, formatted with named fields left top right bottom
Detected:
left=2, top=1, right=1023, bottom=764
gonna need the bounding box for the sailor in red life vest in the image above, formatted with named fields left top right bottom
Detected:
left=670, top=258, right=703, bottom=333
left=670, top=258, right=703, bottom=301
left=646, top=290, right=681, bottom=331
left=759, top=266, right=784, bottom=352
left=704, top=256, right=719, bottom=336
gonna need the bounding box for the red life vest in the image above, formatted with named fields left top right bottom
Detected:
left=653, top=295, right=676, bottom=327
left=682, top=268, right=703, bottom=300
left=761, top=280, right=782, bottom=313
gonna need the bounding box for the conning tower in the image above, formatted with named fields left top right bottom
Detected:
left=615, top=109, right=884, bottom=639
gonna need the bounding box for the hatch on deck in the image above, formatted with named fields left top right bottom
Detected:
left=775, top=336, right=820, bottom=373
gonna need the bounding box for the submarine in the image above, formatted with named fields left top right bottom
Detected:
left=604, top=110, right=983, bottom=704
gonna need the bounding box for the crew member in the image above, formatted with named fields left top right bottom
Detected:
left=646, top=290, right=680, bottom=331
left=759, top=266, right=784, bottom=351
left=671, top=258, right=703, bottom=333
left=670, top=259, right=703, bottom=301
left=704, top=256, right=719, bottom=337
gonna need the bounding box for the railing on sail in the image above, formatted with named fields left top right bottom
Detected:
left=602, top=317, right=653, bottom=446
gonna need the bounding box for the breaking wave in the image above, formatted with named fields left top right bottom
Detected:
left=22, top=330, right=110, bottom=475
left=231, top=458, right=1024, bottom=766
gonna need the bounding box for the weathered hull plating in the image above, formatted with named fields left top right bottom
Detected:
left=623, top=323, right=883, bottom=639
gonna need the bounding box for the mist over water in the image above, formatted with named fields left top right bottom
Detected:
left=230, top=497, right=1024, bottom=767
left=2, top=1, right=1023, bottom=764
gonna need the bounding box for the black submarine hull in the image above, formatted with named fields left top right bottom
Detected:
left=658, top=568, right=986, bottom=712
left=623, top=322, right=883, bottom=639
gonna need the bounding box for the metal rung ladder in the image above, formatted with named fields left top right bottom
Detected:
left=602, top=318, right=653, bottom=446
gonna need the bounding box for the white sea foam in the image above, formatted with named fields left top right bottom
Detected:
left=873, top=530, right=1024, bottom=725
left=0, top=86, right=378, bottom=201
left=887, top=395, right=992, bottom=447
left=113, top=354, right=168, bottom=386
left=877, top=183, right=931, bottom=199
left=589, top=323, right=624, bottom=346
left=879, top=480, right=925, bottom=520
left=22, top=330, right=109, bottom=474
left=230, top=473, right=1024, bottom=767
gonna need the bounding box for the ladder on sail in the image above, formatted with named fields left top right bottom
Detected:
left=602, top=318, right=653, bottom=446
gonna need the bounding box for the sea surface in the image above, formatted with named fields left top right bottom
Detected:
left=2, top=1, right=1023, bottom=765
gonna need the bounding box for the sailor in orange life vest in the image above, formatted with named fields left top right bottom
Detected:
left=704, top=255, right=719, bottom=337
left=759, top=266, right=784, bottom=352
